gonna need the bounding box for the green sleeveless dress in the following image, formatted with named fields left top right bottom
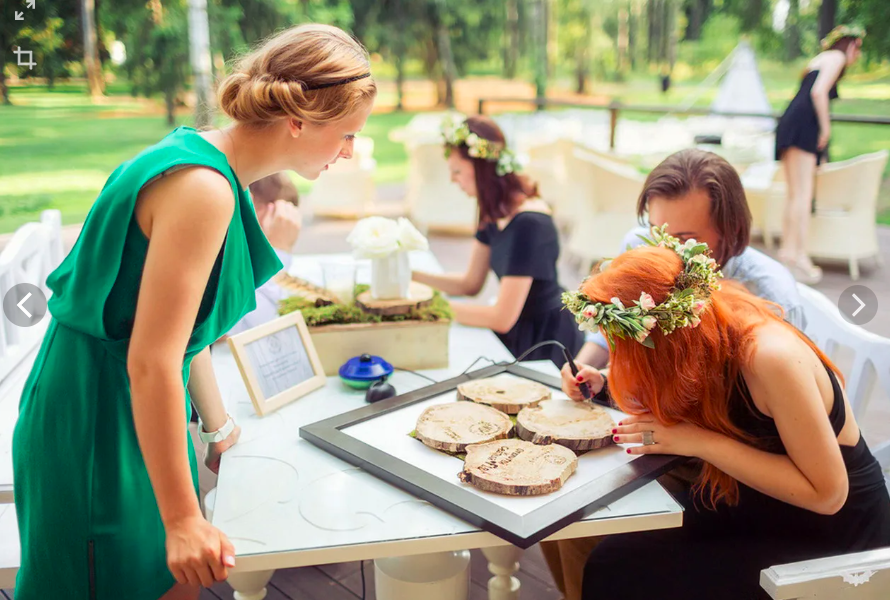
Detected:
left=12, top=127, right=283, bottom=599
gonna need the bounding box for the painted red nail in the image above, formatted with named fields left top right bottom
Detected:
left=576, top=375, right=584, bottom=382
left=613, top=436, right=620, bottom=441
left=618, top=421, right=623, bottom=426
left=626, top=449, right=632, bottom=454
left=611, top=428, right=617, bottom=434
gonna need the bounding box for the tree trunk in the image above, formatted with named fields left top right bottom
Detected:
left=667, top=0, right=678, bottom=72
left=617, top=4, right=630, bottom=79
left=81, top=0, right=105, bottom=98
left=0, top=38, right=9, bottom=105
left=785, top=0, right=801, bottom=61
left=647, top=0, right=656, bottom=64
left=433, top=0, right=456, bottom=109
left=505, top=0, right=519, bottom=78
left=188, top=0, right=214, bottom=128
left=546, top=0, right=557, bottom=79
left=818, top=0, right=837, bottom=41
left=165, top=89, right=176, bottom=126
left=685, top=0, right=707, bottom=41
left=628, top=0, right=641, bottom=70
left=532, top=0, right=547, bottom=107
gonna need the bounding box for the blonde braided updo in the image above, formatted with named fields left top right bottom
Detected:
left=218, top=24, right=376, bottom=126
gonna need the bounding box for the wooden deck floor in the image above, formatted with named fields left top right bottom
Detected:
left=2, top=545, right=562, bottom=600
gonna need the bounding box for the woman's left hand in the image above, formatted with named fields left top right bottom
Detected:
left=203, top=424, right=241, bottom=475
left=612, top=414, right=711, bottom=457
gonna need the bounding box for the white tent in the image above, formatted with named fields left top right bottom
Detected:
left=711, top=41, right=776, bottom=131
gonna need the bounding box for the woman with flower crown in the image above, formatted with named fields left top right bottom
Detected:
left=412, top=115, right=583, bottom=366
left=775, top=24, right=865, bottom=284
left=561, top=228, right=890, bottom=599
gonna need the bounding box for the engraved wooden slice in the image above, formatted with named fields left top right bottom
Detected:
left=457, top=376, right=551, bottom=415
left=516, top=399, right=616, bottom=452
left=415, top=402, right=514, bottom=454
left=355, top=282, right=435, bottom=316
left=457, top=439, right=578, bottom=496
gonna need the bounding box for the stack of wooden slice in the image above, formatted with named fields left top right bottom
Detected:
left=457, top=376, right=551, bottom=415
left=273, top=273, right=340, bottom=306
left=458, top=439, right=578, bottom=496
left=516, top=399, right=616, bottom=452
left=415, top=402, right=514, bottom=454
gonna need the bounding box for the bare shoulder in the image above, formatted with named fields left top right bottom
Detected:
left=137, top=166, right=236, bottom=235
left=744, top=322, right=820, bottom=383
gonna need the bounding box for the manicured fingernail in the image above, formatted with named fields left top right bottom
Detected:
left=626, top=449, right=632, bottom=454
left=576, top=375, right=584, bottom=382
left=224, top=556, right=236, bottom=567
left=611, top=428, right=617, bottom=434
left=618, top=421, right=623, bottom=426
left=613, top=436, right=620, bottom=442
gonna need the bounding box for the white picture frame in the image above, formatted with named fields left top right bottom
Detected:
left=227, top=311, right=327, bottom=416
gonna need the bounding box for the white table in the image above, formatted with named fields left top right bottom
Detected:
left=211, top=252, right=683, bottom=600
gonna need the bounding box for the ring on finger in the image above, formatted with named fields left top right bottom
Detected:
left=641, top=430, right=656, bottom=446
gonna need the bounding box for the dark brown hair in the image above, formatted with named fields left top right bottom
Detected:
left=637, top=149, right=751, bottom=265
left=825, top=36, right=862, bottom=83
left=249, top=172, right=300, bottom=207
left=449, top=116, right=539, bottom=224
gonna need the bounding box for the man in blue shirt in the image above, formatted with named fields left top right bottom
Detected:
left=576, top=148, right=804, bottom=369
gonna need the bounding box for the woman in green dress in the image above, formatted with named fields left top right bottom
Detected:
left=12, top=24, right=375, bottom=600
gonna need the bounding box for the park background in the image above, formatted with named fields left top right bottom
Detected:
left=2, top=0, right=890, bottom=234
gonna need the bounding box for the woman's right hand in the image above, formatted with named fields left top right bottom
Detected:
left=817, top=127, right=830, bottom=151
left=165, top=515, right=236, bottom=587
left=559, top=361, right=605, bottom=402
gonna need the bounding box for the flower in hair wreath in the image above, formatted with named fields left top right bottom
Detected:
left=821, top=24, right=866, bottom=51
left=441, top=115, right=524, bottom=176
left=561, top=224, right=723, bottom=349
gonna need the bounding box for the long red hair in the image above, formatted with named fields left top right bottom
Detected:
left=583, top=246, right=841, bottom=508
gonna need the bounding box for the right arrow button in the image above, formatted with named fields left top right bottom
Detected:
left=838, top=286, right=878, bottom=326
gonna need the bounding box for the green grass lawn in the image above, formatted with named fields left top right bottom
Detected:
left=0, top=83, right=417, bottom=233
left=2, top=73, right=889, bottom=233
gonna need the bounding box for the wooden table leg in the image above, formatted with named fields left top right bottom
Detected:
left=482, top=545, right=523, bottom=600
left=228, top=569, right=275, bottom=600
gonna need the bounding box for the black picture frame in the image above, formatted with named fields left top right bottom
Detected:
left=299, top=363, right=684, bottom=549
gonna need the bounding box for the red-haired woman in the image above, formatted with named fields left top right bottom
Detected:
left=562, top=230, right=890, bottom=599
left=775, top=25, right=865, bottom=284
left=413, top=116, right=583, bottom=366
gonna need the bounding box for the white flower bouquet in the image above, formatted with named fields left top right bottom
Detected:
left=346, top=217, right=429, bottom=300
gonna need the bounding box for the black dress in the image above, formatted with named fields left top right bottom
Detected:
left=775, top=70, right=839, bottom=165
left=475, top=211, right=583, bottom=367
left=582, top=365, right=890, bottom=600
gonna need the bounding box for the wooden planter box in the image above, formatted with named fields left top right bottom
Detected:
left=308, top=320, right=451, bottom=376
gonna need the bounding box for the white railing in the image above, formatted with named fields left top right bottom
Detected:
left=0, top=210, right=63, bottom=384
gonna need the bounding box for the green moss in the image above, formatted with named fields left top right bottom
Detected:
left=278, top=284, right=454, bottom=327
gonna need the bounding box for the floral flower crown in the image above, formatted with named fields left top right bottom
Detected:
left=821, top=24, right=866, bottom=51
left=441, top=115, right=523, bottom=177
left=561, top=225, right=724, bottom=349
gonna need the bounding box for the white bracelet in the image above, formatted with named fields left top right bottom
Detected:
left=198, top=414, right=235, bottom=444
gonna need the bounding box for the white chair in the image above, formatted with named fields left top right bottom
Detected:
left=0, top=210, right=62, bottom=384
left=742, top=161, right=786, bottom=250
left=403, top=140, right=477, bottom=235
left=759, top=284, right=890, bottom=599
left=795, top=283, right=890, bottom=476
left=307, top=136, right=378, bottom=218
left=565, top=149, right=645, bottom=268
left=524, top=137, right=574, bottom=230
left=806, top=150, right=888, bottom=280
left=761, top=547, right=890, bottom=599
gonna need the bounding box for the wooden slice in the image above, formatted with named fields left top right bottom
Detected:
left=458, top=439, right=577, bottom=496
left=355, top=282, right=435, bottom=316
left=273, top=273, right=339, bottom=306
left=415, top=402, right=514, bottom=454
left=457, top=376, right=551, bottom=415
left=516, top=399, right=616, bottom=452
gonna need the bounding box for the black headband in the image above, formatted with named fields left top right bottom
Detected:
left=303, top=73, right=371, bottom=91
